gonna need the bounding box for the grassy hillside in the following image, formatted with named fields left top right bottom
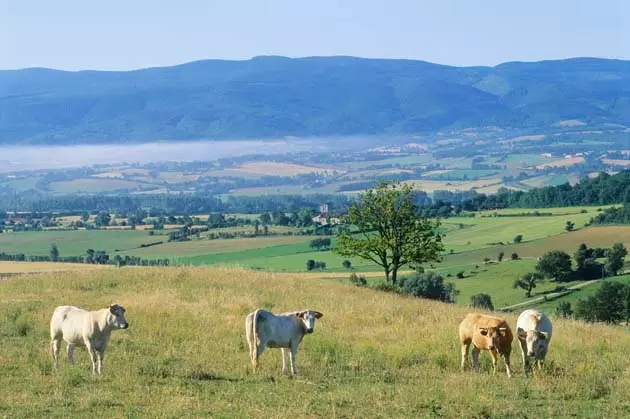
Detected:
left=2, top=266, right=630, bottom=417
left=1, top=56, right=629, bottom=143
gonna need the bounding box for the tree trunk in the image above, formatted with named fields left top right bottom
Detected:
left=384, top=269, right=391, bottom=284
left=391, top=267, right=398, bottom=286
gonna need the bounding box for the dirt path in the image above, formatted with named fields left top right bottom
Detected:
left=499, top=280, right=599, bottom=311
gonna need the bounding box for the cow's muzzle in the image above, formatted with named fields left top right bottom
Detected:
left=488, top=345, right=496, bottom=351
left=306, top=328, right=314, bottom=334
left=122, top=323, right=129, bottom=329
left=527, top=351, right=534, bottom=357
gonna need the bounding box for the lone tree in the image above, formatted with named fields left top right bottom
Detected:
left=536, top=250, right=573, bottom=281
left=334, top=181, right=444, bottom=285
left=513, top=272, right=543, bottom=298
left=565, top=221, right=575, bottom=232
left=50, top=244, right=60, bottom=262
left=605, top=242, right=628, bottom=276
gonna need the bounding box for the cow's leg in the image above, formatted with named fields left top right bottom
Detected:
left=489, top=350, right=499, bottom=374
left=67, top=343, right=75, bottom=365
left=86, top=343, right=98, bottom=375
left=51, top=339, right=61, bottom=370
left=471, top=347, right=481, bottom=372
left=503, top=353, right=512, bottom=378
left=519, top=340, right=530, bottom=376
left=96, top=350, right=104, bottom=375
left=289, top=342, right=299, bottom=376
left=281, top=348, right=288, bottom=374
left=460, top=342, right=470, bottom=370
left=253, top=341, right=266, bottom=373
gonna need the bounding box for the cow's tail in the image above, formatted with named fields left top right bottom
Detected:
left=251, top=309, right=261, bottom=372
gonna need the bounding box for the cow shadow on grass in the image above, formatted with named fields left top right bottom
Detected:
left=187, top=370, right=242, bottom=382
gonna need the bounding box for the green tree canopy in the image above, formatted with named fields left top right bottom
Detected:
left=334, top=181, right=444, bottom=285
left=536, top=250, right=573, bottom=281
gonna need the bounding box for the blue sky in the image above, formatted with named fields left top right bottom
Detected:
left=1, top=0, right=628, bottom=70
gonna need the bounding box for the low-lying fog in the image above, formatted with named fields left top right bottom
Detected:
left=0, top=139, right=349, bottom=173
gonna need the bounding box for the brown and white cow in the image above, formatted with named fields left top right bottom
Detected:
left=459, top=313, right=513, bottom=377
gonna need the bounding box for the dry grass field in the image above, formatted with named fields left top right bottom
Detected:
left=536, top=157, right=585, bottom=169
left=0, top=261, right=109, bottom=275
left=232, top=162, right=335, bottom=176
left=2, top=266, right=630, bottom=417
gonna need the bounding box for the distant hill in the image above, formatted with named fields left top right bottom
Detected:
left=1, top=56, right=629, bottom=144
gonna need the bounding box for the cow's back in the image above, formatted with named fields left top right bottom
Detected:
left=50, top=305, right=89, bottom=345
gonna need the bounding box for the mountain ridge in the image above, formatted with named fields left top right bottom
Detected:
left=1, top=56, right=629, bottom=145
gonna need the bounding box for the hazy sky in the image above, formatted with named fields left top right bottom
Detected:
left=1, top=0, right=628, bottom=71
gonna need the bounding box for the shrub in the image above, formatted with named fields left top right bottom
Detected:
left=498, top=252, right=504, bottom=262
left=456, top=271, right=465, bottom=279
left=306, top=259, right=315, bottom=271
left=342, top=260, right=352, bottom=269
left=514, top=235, right=523, bottom=243
left=511, top=252, right=519, bottom=260
left=555, top=301, right=573, bottom=318
left=470, top=293, right=494, bottom=311
left=349, top=273, right=367, bottom=287
left=399, top=272, right=459, bottom=303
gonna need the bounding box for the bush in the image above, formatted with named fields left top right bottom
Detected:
left=498, top=252, right=504, bottom=262
left=349, top=273, right=367, bottom=287
left=399, top=272, right=459, bottom=303
left=470, top=293, right=494, bottom=311
left=511, top=252, right=519, bottom=260
left=555, top=301, right=573, bottom=318
left=306, top=259, right=315, bottom=271
left=342, top=260, right=352, bottom=269
left=456, top=271, right=465, bottom=279
left=514, top=235, right=523, bottom=243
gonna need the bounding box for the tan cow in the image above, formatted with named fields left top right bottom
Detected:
left=459, top=313, right=513, bottom=377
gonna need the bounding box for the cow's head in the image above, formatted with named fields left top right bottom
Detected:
left=518, top=328, right=548, bottom=357
left=297, top=310, right=324, bottom=334
left=478, top=326, right=509, bottom=351
left=108, top=304, right=129, bottom=329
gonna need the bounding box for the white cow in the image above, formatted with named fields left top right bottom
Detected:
left=245, top=309, right=323, bottom=376
left=516, top=309, right=552, bottom=375
left=50, top=304, right=129, bottom=375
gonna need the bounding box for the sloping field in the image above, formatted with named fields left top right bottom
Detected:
left=0, top=261, right=108, bottom=274
left=123, top=235, right=314, bottom=259
left=0, top=230, right=156, bottom=256
left=444, top=226, right=630, bottom=265
left=2, top=267, right=630, bottom=417
left=536, top=157, right=585, bottom=169
left=442, top=212, right=593, bottom=253
left=233, top=162, right=334, bottom=176
left=48, top=178, right=148, bottom=193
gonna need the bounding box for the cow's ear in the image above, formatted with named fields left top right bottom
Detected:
left=517, top=328, right=527, bottom=339
left=499, top=327, right=508, bottom=337
left=109, top=304, right=117, bottom=314
left=296, top=311, right=306, bottom=318
left=479, top=328, right=488, bottom=336
left=537, top=331, right=548, bottom=340
left=313, top=311, right=324, bottom=319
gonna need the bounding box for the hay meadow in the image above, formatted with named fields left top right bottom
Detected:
left=2, top=266, right=630, bottom=417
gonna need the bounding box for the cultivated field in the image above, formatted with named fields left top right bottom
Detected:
left=1, top=267, right=630, bottom=417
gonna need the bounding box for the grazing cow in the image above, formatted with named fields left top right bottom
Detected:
left=245, top=309, right=323, bottom=376
left=516, top=309, right=552, bottom=375
left=50, top=304, right=129, bottom=375
left=459, top=313, right=513, bottom=377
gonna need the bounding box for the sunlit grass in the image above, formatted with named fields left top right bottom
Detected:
left=2, top=266, right=630, bottom=417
